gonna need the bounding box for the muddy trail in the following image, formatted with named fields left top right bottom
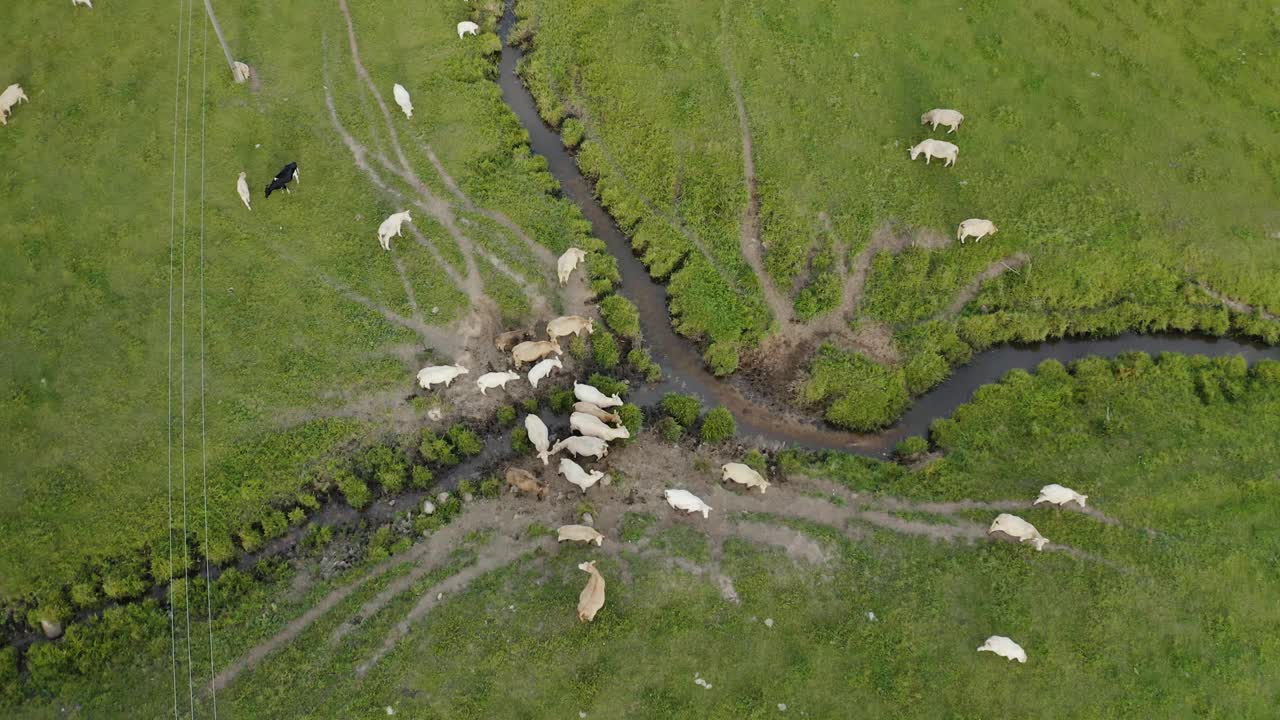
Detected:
left=495, top=4, right=1280, bottom=457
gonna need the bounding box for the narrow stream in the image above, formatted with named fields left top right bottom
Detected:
left=495, top=7, right=1279, bottom=457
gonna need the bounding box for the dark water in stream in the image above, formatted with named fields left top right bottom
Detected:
left=495, top=7, right=1278, bottom=458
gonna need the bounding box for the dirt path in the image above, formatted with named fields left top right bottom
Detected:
left=940, top=252, right=1029, bottom=317
left=1196, top=281, right=1280, bottom=322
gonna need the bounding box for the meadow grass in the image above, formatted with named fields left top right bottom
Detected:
left=517, top=0, right=1280, bottom=427
left=0, top=0, right=599, bottom=603
left=9, top=352, right=1278, bottom=717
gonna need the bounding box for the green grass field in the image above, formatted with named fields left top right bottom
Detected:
left=517, top=0, right=1280, bottom=426
left=0, top=0, right=601, bottom=602
left=8, top=352, right=1278, bottom=717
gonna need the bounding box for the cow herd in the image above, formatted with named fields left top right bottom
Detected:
left=909, top=107, right=998, bottom=244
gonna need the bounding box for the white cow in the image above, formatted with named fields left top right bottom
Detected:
left=417, top=364, right=468, bottom=390
left=232, top=61, right=252, bottom=84
left=988, top=513, right=1049, bottom=551
left=909, top=138, right=959, bottom=167
left=1034, top=483, right=1088, bottom=508
left=921, top=108, right=964, bottom=133
left=0, top=84, right=29, bottom=126
left=551, top=435, right=609, bottom=460
left=574, top=382, right=622, bottom=408
left=457, top=21, right=480, bottom=38
left=559, top=458, right=605, bottom=493
left=957, top=218, right=997, bottom=244
left=546, top=315, right=594, bottom=340
left=721, top=463, right=769, bottom=494
left=526, top=358, right=562, bottom=389
left=377, top=210, right=413, bottom=251
left=977, top=635, right=1027, bottom=663
left=236, top=172, right=252, bottom=210
left=557, top=524, right=604, bottom=546
left=571, top=412, right=630, bottom=442
left=525, top=414, right=552, bottom=465
left=573, top=401, right=621, bottom=425
left=392, top=83, right=414, bottom=119
left=476, top=370, right=519, bottom=395
left=72, top=0, right=93, bottom=7
left=557, top=247, right=588, bottom=285
left=664, top=489, right=712, bottom=519
left=511, top=340, right=561, bottom=368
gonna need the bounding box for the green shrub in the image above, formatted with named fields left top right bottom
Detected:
left=801, top=345, right=910, bottom=431
left=167, top=578, right=190, bottom=611
left=302, top=524, right=334, bottom=551
left=420, top=430, right=460, bottom=466
left=568, top=334, right=589, bottom=361
left=550, top=389, right=576, bottom=414
left=511, top=426, right=532, bottom=453
left=479, top=475, right=503, bottom=498
left=206, top=533, right=237, bottom=565
left=661, top=392, right=702, bottom=427
left=287, top=508, right=307, bottom=527
left=521, top=397, right=539, bottom=413
left=27, top=591, right=71, bottom=629
left=457, top=479, right=477, bottom=498
left=336, top=470, right=371, bottom=510
left=561, top=117, right=586, bottom=149
left=600, top=294, right=641, bottom=338
left=593, top=331, right=621, bottom=369
left=618, top=404, right=643, bottom=438
left=895, top=436, right=930, bottom=459
left=295, top=492, right=320, bottom=511
left=621, top=512, right=657, bottom=542
left=70, top=581, right=100, bottom=609
left=704, top=342, right=740, bottom=376
left=700, top=407, right=737, bottom=443
left=261, top=510, right=288, bottom=539
left=411, top=465, right=435, bottom=489
left=362, top=445, right=407, bottom=493
left=655, top=416, right=684, bottom=441
left=238, top=527, right=264, bottom=554
left=447, top=425, right=484, bottom=457
left=588, top=373, right=629, bottom=397
left=627, top=347, right=662, bottom=382
left=496, top=405, right=517, bottom=426
left=743, top=449, right=768, bottom=475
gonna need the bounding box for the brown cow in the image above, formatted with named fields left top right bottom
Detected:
left=505, top=467, right=547, bottom=500
left=577, top=560, right=606, bottom=622
left=494, top=329, right=531, bottom=353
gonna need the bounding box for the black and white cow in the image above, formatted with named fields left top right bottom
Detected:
left=264, top=162, right=299, bottom=198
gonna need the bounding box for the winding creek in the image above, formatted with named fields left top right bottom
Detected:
left=495, top=6, right=1280, bottom=458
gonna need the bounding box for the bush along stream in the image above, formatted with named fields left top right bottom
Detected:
left=496, top=0, right=1280, bottom=449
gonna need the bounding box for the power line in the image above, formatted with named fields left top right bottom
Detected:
left=179, top=0, right=199, bottom=710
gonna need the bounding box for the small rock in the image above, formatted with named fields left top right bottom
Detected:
left=385, top=706, right=395, bottom=716
left=463, top=492, right=474, bottom=503
left=579, top=713, right=587, bottom=719
left=254, top=143, right=261, bottom=148
left=388, top=499, right=396, bottom=507
left=437, top=492, right=449, bottom=504
left=40, top=620, right=63, bottom=640
left=866, top=611, right=876, bottom=622
left=778, top=704, right=788, bottom=712
left=422, top=500, right=436, bottom=515
left=437, top=592, right=443, bottom=600
left=764, top=618, right=774, bottom=629
left=431, top=306, right=440, bottom=315
left=851, top=52, right=860, bottom=58
left=509, top=604, right=515, bottom=610
left=581, top=512, right=594, bottom=527
left=1089, top=71, right=1101, bottom=78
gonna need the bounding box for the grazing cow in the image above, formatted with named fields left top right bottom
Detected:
left=494, top=329, right=531, bottom=352
left=416, top=364, right=468, bottom=390
left=236, top=172, right=252, bottom=210
left=72, top=0, right=93, bottom=7
left=457, top=21, right=480, bottom=38
left=232, top=61, right=252, bottom=84
left=574, top=382, right=622, bottom=409
left=576, top=561, right=605, bottom=622
left=546, top=315, right=594, bottom=340
left=957, top=218, right=997, bottom=244
left=1034, top=483, right=1088, bottom=508
left=573, top=401, right=621, bottom=425
left=527, top=357, right=562, bottom=389
left=0, top=84, right=29, bottom=126
left=921, top=108, right=964, bottom=133
left=511, top=340, right=561, bottom=368
left=505, top=468, right=547, bottom=500
left=664, top=489, right=711, bottom=519
left=557, top=247, right=588, bottom=285
left=571, top=412, right=630, bottom=442
left=392, top=83, right=413, bottom=119
left=525, top=414, right=552, bottom=465
left=264, top=161, right=299, bottom=197
left=557, top=524, right=604, bottom=546
left=977, top=635, right=1027, bottom=663
left=908, top=139, right=959, bottom=167
left=551, top=435, right=609, bottom=460
left=476, top=370, right=520, bottom=395
left=559, top=458, right=605, bottom=493
left=377, top=211, right=412, bottom=250
left=721, top=463, right=769, bottom=494
left=988, top=513, right=1049, bottom=551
